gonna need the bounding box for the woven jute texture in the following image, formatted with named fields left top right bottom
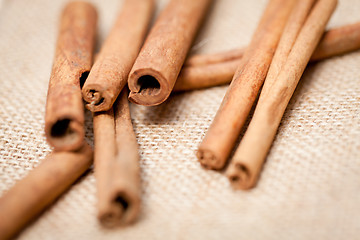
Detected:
left=1, top=0, right=360, bottom=239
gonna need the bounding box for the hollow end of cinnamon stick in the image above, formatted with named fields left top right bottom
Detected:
left=226, top=162, right=254, bottom=190
left=45, top=70, right=88, bottom=151
left=45, top=1, right=96, bottom=149
left=79, top=71, right=90, bottom=89
left=45, top=117, right=84, bottom=152
left=128, top=69, right=170, bottom=106
left=196, top=148, right=225, bottom=170
left=82, top=84, right=114, bottom=112
left=98, top=189, right=140, bottom=227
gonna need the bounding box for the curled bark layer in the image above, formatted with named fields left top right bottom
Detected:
left=82, top=0, right=154, bottom=112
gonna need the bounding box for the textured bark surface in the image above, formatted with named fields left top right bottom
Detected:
left=82, top=0, right=154, bottom=112
left=184, top=47, right=245, bottom=67
left=311, top=21, right=360, bottom=60
left=45, top=2, right=97, bottom=151
left=175, top=21, right=360, bottom=91
left=128, top=0, right=212, bottom=106
left=197, top=0, right=296, bottom=170
left=94, top=89, right=141, bottom=227
left=227, top=0, right=338, bottom=190
left=174, top=59, right=240, bottom=91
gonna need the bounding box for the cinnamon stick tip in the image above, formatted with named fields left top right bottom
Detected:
left=99, top=191, right=140, bottom=227
left=128, top=69, right=170, bottom=106
left=226, top=162, right=253, bottom=190
left=63, top=1, right=97, bottom=12
left=62, top=1, right=98, bottom=23
left=45, top=118, right=84, bottom=151
left=196, top=148, right=224, bottom=170
left=82, top=84, right=111, bottom=112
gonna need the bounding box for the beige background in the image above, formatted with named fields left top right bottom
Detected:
left=0, top=0, right=360, bottom=239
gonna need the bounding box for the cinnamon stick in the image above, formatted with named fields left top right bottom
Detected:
left=45, top=2, right=97, bottom=151
left=226, top=0, right=338, bottom=190
left=174, top=21, right=360, bottom=91
left=127, top=0, right=212, bottom=106
left=82, top=0, right=154, bottom=112
left=0, top=144, right=93, bottom=240
left=184, top=48, right=245, bottom=68
left=197, top=0, right=296, bottom=170
left=94, top=89, right=140, bottom=227
left=174, top=58, right=240, bottom=91
left=263, top=0, right=317, bottom=89
left=311, top=21, right=360, bottom=61
left=224, top=0, right=317, bottom=187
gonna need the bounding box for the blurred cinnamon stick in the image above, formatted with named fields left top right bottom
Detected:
left=94, top=89, right=141, bottom=227
left=0, top=144, right=93, bottom=240
left=128, top=0, right=212, bottom=106
left=225, top=0, right=317, bottom=188
left=82, top=0, right=154, bottom=112
left=174, top=59, right=240, bottom=91
left=45, top=2, right=97, bottom=151
left=311, top=21, right=360, bottom=60
left=174, top=21, right=360, bottom=91
left=226, top=0, right=338, bottom=190
left=197, top=0, right=296, bottom=170
left=184, top=48, right=245, bottom=68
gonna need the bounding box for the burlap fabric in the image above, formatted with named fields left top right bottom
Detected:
left=1, top=0, right=359, bottom=239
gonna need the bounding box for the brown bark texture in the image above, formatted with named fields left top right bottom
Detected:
left=82, top=0, right=154, bottom=112
left=184, top=47, right=245, bottom=68
left=174, top=21, right=360, bottom=91
left=45, top=2, right=97, bottom=151
left=311, top=21, right=360, bottom=60
left=226, top=0, right=338, bottom=190
left=197, top=0, right=296, bottom=170
left=93, top=89, right=141, bottom=227
left=127, top=0, right=212, bottom=106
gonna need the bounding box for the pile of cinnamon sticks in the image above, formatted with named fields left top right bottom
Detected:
left=1, top=0, right=360, bottom=238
